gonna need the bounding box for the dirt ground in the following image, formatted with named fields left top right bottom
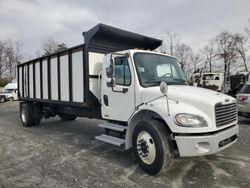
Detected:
left=0, top=102, right=250, bottom=188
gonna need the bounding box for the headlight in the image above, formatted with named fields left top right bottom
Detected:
left=174, top=113, right=207, bottom=127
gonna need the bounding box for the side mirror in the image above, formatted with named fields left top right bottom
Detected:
left=106, top=55, right=115, bottom=87
left=106, top=67, right=113, bottom=78
left=106, top=78, right=116, bottom=87
left=160, top=81, right=168, bottom=95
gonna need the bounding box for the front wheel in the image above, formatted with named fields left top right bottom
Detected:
left=133, top=120, right=173, bottom=175
left=9, top=97, right=14, bottom=102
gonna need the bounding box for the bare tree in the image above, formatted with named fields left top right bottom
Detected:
left=4, top=40, right=23, bottom=80
left=175, top=43, right=192, bottom=73
left=0, top=41, right=8, bottom=79
left=160, top=30, right=181, bottom=56
left=42, top=37, right=67, bottom=56
left=190, top=53, right=202, bottom=73
left=202, top=40, right=216, bottom=73
left=215, top=31, right=237, bottom=91
left=0, top=40, right=23, bottom=81
left=233, top=33, right=249, bottom=71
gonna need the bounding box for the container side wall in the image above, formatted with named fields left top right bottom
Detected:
left=51, top=57, right=58, bottom=100
left=29, top=64, right=33, bottom=98
left=18, top=66, right=23, bottom=97
left=42, top=59, right=48, bottom=99
left=88, top=52, right=104, bottom=99
left=24, top=65, right=28, bottom=97
left=72, top=50, right=84, bottom=102
left=35, top=61, right=41, bottom=99
left=60, top=55, right=69, bottom=101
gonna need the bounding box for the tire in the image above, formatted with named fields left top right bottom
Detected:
left=133, top=120, right=173, bottom=175
left=9, top=97, right=14, bottom=102
left=59, top=114, right=77, bottom=121
left=0, top=98, right=5, bottom=103
left=20, top=103, right=35, bottom=127
left=31, top=103, right=42, bottom=125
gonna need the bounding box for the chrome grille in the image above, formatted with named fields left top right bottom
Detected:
left=215, top=103, right=237, bottom=127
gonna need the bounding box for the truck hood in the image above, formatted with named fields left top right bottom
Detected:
left=141, top=85, right=236, bottom=107
left=140, top=85, right=237, bottom=133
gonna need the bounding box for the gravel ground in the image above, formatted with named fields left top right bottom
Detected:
left=0, top=101, right=250, bottom=188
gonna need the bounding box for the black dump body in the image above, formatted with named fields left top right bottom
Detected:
left=83, top=23, right=162, bottom=53
left=17, top=23, right=162, bottom=119
left=228, top=74, right=249, bottom=97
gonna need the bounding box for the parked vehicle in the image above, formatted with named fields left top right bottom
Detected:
left=192, top=72, right=224, bottom=92
left=0, top=82, right=18, bottom=102
left=227, top=72, right=250, bottom=97
left=236, top=83, right=250, bottom=118
left=17, top=23, right=239, bottom=175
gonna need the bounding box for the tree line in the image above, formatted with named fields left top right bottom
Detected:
left=159, top=19, right=250, bottom=83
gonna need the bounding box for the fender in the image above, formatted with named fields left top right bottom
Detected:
left=125, top=108, right=172, bottom=150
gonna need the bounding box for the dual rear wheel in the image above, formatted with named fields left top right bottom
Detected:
left=20, top=102, right=77, bottom=127
left=20, top=103, right=42, bottom=127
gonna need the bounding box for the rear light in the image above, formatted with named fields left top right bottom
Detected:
left=239, top=95, right=249, bottom=101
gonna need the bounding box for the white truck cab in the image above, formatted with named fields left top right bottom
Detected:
left=18, top=24, right=238, bottom=175
left=100, top=49, right=238, bottom=173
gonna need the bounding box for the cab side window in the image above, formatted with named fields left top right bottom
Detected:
left=114, top=57, right=131, bottom=86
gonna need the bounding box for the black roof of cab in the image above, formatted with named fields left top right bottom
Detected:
left=83, top=23, right=162, bottom=53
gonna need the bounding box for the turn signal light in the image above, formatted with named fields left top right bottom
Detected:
left=239, top=96, right=249, bottom=101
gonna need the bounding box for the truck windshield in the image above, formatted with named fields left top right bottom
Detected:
left=133, top=53, right=187, bottom=87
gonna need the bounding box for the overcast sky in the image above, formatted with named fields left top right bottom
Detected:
left=0, top=0, right=250, bottom=60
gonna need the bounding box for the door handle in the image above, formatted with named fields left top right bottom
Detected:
left=122, top=88, right=128, bottom=93
left=112, top=87, right=128, bottom=93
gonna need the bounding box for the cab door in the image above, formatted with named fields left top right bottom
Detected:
left=101, top=54, right=135, bottom=121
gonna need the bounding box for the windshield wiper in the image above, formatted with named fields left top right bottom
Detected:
left=144, top=80, right=162, bottom=86
left=173, top=78, right=186, bottom=82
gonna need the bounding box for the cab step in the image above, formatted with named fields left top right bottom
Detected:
left=95, top=134, right=125, bottom=146
left=98, top=122, right=127, bottom=132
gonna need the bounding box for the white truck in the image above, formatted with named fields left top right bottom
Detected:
left=192, top=72, right=224, bottom=92
left=17, top=24, right=238, bottom=175
left=0, top=82, right=18, bottom=102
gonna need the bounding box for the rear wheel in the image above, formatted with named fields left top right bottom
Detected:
left=133, top=120, right=173, bottom=175
left=20, top=103, right=34, bottom=127
left=59, top=114, right=77, bottom=121
left=31, top=103, right=42, bottom=125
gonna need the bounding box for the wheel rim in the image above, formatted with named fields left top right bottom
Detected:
left=21, top=107, right=27, bottom=123
left=136, top=131, right=156, bottom=165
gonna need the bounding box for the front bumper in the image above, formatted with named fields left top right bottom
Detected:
left=174, top=124, right=239, bottom=157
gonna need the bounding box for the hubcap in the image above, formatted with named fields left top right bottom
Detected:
left=136, top=131, right=156, bottom=164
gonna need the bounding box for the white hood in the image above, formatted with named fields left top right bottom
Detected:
left=141, top=85, right=235, bottom=106
left=140, top=85, right=236, bottom=133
